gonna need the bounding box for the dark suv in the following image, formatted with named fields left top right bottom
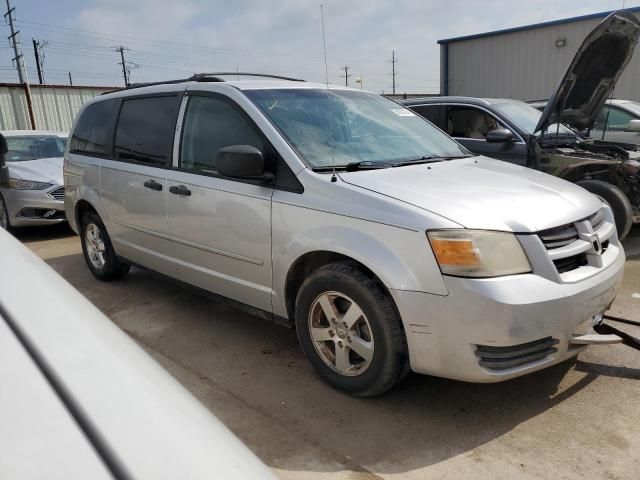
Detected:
left=403, top=10, right=640, bottom=239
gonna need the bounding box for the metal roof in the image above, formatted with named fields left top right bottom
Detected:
left=437, top=6, right=640, bottom=44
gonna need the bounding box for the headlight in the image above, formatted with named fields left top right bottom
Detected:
left=8, top=178, right=52, bottom=190
left=427, top=230, right=531, bottom=278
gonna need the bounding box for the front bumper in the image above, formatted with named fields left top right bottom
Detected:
left=1, top=186, right=66, bottom=227
left=391, top=242, right=625, bottom=383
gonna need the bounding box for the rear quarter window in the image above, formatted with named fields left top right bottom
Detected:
left=69, top=99, right=119, bottom=156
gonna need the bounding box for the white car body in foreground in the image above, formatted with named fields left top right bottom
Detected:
left=0, top=228, right=275, bottom=479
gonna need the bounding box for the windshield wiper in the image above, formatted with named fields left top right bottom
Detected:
left=344, top=161, right=394, bottom=171
left=393, top=154, right=474, bottom=166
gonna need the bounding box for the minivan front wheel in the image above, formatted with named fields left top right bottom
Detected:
left=295, top=261, right=407, bottom=397
left=81, top=211, right=130, bottom=281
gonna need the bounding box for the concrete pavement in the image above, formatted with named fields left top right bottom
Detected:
left=18, top=224, right=640, bottom=479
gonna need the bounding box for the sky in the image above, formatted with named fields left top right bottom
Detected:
left=0, top=0, right=636, bottom=92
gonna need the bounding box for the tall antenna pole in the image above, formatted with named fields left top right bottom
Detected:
left=391, top=50, right=397, bottom=95
left=320, top=4, right=329, bottom=86
left=341, top=65, right=351, bottom=86
left=4, top=0, right=35, bottom=129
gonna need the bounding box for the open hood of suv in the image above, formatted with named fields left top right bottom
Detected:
left=534, top=10, right=640, bottom=134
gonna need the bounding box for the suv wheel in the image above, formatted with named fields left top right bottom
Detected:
left=577, top=180, right=633, bottom=240
left=295, top=261, right=407, bottom=397
left=80, top=211, right=130, bottom=281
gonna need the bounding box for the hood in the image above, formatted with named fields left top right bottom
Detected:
left=8, top=157, right=63, bottom=185
left=535, top=10, right=640, bottom=134
left=339, top=157, right=602, bottom=232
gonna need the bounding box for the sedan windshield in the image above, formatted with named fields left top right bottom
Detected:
left=492, top=101, right=574, bottom=136
left=5, top=136, right=67, bottom=162
left=245, top=88, right=468, bottom=168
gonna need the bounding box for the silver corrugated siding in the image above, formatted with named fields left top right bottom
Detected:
left=443, top=12, right=640, bottom=101
left=0, top=84, right=114, bottom=132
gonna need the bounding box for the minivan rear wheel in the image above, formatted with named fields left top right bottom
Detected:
left=81, top=211, right=130, bottom=281
left=295, top=261, right=407, bottom=397
left=577, top=180, right=633, bottom=240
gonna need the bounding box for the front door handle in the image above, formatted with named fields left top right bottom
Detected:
left=143, top=179, right=163, bottom=191
left=169, top=185, right=192, bottom=196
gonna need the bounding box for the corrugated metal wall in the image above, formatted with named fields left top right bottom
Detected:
left=442, top=12, right=640, bottom=102
left=0, top=84, right=114, bottom=132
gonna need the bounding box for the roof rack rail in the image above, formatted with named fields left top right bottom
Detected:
left=103, top=72, right=305, bottom=94
left=192, top=72, right=305, bottom=82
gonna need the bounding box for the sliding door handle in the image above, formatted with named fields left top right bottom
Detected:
left=169, top=185, right=192, bottom=196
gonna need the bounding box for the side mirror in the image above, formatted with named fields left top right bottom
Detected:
left=0, top=133, right=9, bottom=187
left=486, top=128, right=514, bottom=143
left=216, top=145, right=274, bottom=183
left=626, top=119, right=640, bottom=132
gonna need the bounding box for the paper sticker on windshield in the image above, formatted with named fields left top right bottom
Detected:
left=391, top=108, right=415, bottom=117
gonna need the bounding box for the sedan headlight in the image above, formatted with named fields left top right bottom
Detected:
left=427, top=230, right=531, bottom=278
left=8, top=178, right=52, bottom=190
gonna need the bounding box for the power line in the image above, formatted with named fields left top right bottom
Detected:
left=340, top=65, right=351, bottom=86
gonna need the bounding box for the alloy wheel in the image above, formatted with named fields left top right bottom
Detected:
left=85, top=223, right=106, bottom=270
left=308, top=291, right=374, bottom=376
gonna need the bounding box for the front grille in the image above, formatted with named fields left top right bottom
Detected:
left=589, top=209, right=605, bottom=231
left=538, top=223, right=579, bottom=249
left=476, top=337, right=559, bottom=371
left=48, top=186, right=64, bottom=200
left=536, top=207, right=613, bottom=275
left=554, top=253, right=588, bottom=273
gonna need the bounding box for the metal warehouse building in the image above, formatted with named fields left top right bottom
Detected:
left=0, top=83, right=114, bottom=132
left=438, top=7, right=640, bottom=101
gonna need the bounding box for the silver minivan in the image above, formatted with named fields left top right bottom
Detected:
left=65, top=74, right=625, bottom=396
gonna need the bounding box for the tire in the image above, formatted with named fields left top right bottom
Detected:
left=577, top=180, right=633, bottom=240
left=80, top=211, right=130, bottom=281
left=295, top=261, right=408, bottom=397
left=0, top=193, right=10, bottom=231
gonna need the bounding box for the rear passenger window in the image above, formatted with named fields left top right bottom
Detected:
left=179, top=95, right=268, bottom=174
left=69, top=100, right=119, bottom=156
left=114, top=96, right=179, bottom=166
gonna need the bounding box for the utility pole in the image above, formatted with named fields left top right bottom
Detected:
left=391, top=50, right=397, bottom=95
left=340, top=65, right=351, bottom=86
left=4, top=0, right=35, bottom=129
left=115, top=46, right=130, bottom=86
left=68, top=72, right=73, bottom=86
left=32, top=39, right=47, bottom=84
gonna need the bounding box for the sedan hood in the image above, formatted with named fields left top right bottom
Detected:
left=339, top=157, right=602, bottom=232
left=535, top=10, right=640, bottom=134
left=8, top=157, right=63, bottom=184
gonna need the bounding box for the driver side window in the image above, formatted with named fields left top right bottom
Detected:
left=446, top=106, right=503, bottom=140
left=180, top=95, right=271, bottom=174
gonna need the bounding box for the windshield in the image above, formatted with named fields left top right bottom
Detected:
left=5, top=136, right=67, bottom=162
left=492, top=101, right=574, bottom=136
left=245, top=88, right=468, bottom=168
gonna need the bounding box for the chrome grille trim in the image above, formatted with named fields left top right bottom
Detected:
left=48, top=186, right=65, bottom=200
left=536, top=207, right=614, bottom=275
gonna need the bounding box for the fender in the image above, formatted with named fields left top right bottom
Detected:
left=64, top=156, right=108, bottom=234
left=271, top=202, right=448, bottom=318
